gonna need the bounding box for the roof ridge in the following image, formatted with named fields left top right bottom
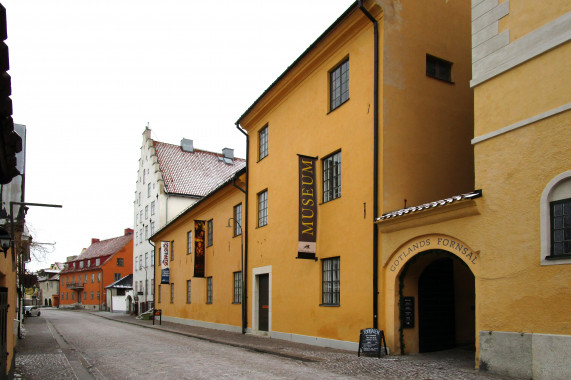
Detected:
left=153, top=140, right=245, bottom=160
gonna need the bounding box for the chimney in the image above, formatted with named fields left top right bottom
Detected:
left=222, top=148, right=234, bottom=160
left=125, top=228, right=134, bottom=236
left=181, top=138, right=194, bottom=153
left=91, top=238, right=100, bottom=244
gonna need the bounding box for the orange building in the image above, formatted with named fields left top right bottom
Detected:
left=59, top=229, right=133, bottom=310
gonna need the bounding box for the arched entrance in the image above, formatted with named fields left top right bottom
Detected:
left=396, top=248, right=476, bottom=354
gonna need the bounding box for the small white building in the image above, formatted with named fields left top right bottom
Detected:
left=133, top=128, right=245, bottom=314
left=36, top=262, right=63, bottom=307
left=105, top=274, right=133, bottom=313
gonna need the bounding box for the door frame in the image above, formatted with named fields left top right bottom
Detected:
left=252, top=265, right=272, bottom=333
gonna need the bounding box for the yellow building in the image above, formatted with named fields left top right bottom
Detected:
left=236, top=0, right=473, bottom=350
left=378, top=1, right=571, bottom=379
left=152, top=1, right=570, bottom=379
left=152, top=169, right=247, bottom=332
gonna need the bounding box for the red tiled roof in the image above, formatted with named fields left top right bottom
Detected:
left=61, top=234, right=132, bottom=273
left=154, top=141, right=246, bottom=197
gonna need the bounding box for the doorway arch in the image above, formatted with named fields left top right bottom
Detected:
left=398, top=249, right=475, bottom=353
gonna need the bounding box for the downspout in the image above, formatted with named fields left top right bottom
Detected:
left=358, top=0, right=380, bottom=329
left=235, top=122, right=249, bottom=334
left=148, top=238, right=155, bottom=308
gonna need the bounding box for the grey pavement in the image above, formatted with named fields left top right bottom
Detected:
left=14, top=308, right=522, bottom=379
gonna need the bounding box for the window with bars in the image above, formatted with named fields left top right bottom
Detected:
left=170, top=283, right=174, bottom=303
left=186, top=280, right=191, bottom=303
left=258, top=190, right=268, bottom=227
left=551, top=198, right=571, bottom=257
left=259, top=125, right=268, bottom=160
left=322, top=257, right=340, bottom=306
left=323, top=151, right=341, bottom=202
left=207, top=219, right=213, bottom=247
left=206, top=277, right=213, bottom=304
left=233, top=271, right=242, bottom=304
left=426, top=54, right=453, bottom=82
left=234, top=204, right=242, bottom=236
left=330, top=58, right=349, bottom=111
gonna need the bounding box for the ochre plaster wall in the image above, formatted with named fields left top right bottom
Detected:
left=153, top=184, right=245, bottom=328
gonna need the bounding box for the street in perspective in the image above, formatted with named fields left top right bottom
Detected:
left=14, top=309, right=518, bottom=380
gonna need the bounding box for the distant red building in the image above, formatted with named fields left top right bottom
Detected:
left=59, top=229, right=133, bottom=310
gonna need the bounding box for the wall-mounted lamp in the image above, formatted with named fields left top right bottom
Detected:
left=0, top=227, right=12, bottom=258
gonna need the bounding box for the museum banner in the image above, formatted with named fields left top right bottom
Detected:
left=194, top=220, right=206, bottom=277
left=160, top=241, right=170, bottom=284
left=298, top=155, right=317, bottom=260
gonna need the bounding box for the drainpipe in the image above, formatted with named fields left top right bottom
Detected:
left=358, top=0, right=380, bottom=330
left=235, top=122, right=249, bottom=334
left=148, top=238, right=156, bottom=309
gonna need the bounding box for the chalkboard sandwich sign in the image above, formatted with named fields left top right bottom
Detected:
left=358, top=328, right=388, bottom=358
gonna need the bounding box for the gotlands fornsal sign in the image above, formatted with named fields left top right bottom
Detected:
left=298, top=155, right=317, bottom=259
left=160, top=241, right=170, bottom=284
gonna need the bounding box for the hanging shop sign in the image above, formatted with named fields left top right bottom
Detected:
left=298, top=155, right=317, bottom=260
left=160, top=241, right=170, bottom=284
left=194, top=220, right=206, bottom=277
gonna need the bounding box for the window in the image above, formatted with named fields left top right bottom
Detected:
left=151, top=221, right=155, bottom=235
left=426, top=54, right=452, bottom=82
left=91, top=273, right=94, bottom=283
left=233, top=271, right=242, bottom=304
left=117, top=258, right=124, bottom=267
left=145, top=225, right=148, bottom=239
left=97, top=273, right=101, bottom=282
left=138, top=192, right=141, bottom=205
left=187, top=231, right=192, bottom=254
left=145, top=280, right=148, bottom=296
left=145, top=252, right=148, bottom=267
left=186, top=280, right=191, bottom=303
left=158, top=285, right=161, bottom=303
left=205, top=219, right=213, bottom=246
left=139, top=255, right=143, bottom=270
left=143, top=169, right=145, bottom=184
left=541, top=172, right=571, bottom=264
left=151, top=201, right=155, bottom=215
left=258, top=190, right=268, bottom=227
left=170, top=283, right=174, bottom=303
left=233, top=204, right=242, bottom=236
left=114, top=273, right=121, bottom=282
left=206, top=277, right=213, bottom=304
left=96, top=258, right=100, bottom=266
left=147, top=183, right=151, bottom=198
left=84, top=292, right=87, bottom=300
left=322, top=257, right=340, bottom=306
left=135, top=282, right=138, bottom=293
left=170, top=241, right=174, bottom=261
left=330, top=58, right=349, bottom=111
left=323, top=151, right=341, bottom=202
left=151, top=279, right=154, bottom=295
left=91, top=291, right=94, bottom=300
left=135, top=256, right=138, bottom=271
left=258, top=125, right=268, bottom=160
left=151, top=250, right=155, bottom=266
left=135, top=232, right=138, bottom=245
left=97, top=291, right=100, bottom=300
left=145, top=205, right=148, bottom=219
left=72, top=292, right=74, bottom=300
left=84, top=274, right=87, bottom=283
left=79, top=261, right=84, bottom=269
left=551, top=198, right=571, bottom=257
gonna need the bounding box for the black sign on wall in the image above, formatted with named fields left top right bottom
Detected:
left=401, top=296, right=415, bottom=328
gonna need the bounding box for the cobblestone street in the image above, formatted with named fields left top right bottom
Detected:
left=15, top=309, right=521, bottom=379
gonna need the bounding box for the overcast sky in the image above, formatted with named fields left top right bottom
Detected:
left=3, top=0, right=354, bottom=270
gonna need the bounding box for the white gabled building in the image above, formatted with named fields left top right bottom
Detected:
left=133, top=127, right=245, bottom=313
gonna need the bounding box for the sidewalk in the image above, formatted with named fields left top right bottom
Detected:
left=88, top=310, right=517, bottom=380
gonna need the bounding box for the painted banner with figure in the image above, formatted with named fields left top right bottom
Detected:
left=194, top=220, right=206, bottom=277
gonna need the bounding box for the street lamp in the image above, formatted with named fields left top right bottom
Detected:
left=0, top=227, right=11, bottom=257
left=226, top=217, right=245, bottom=334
